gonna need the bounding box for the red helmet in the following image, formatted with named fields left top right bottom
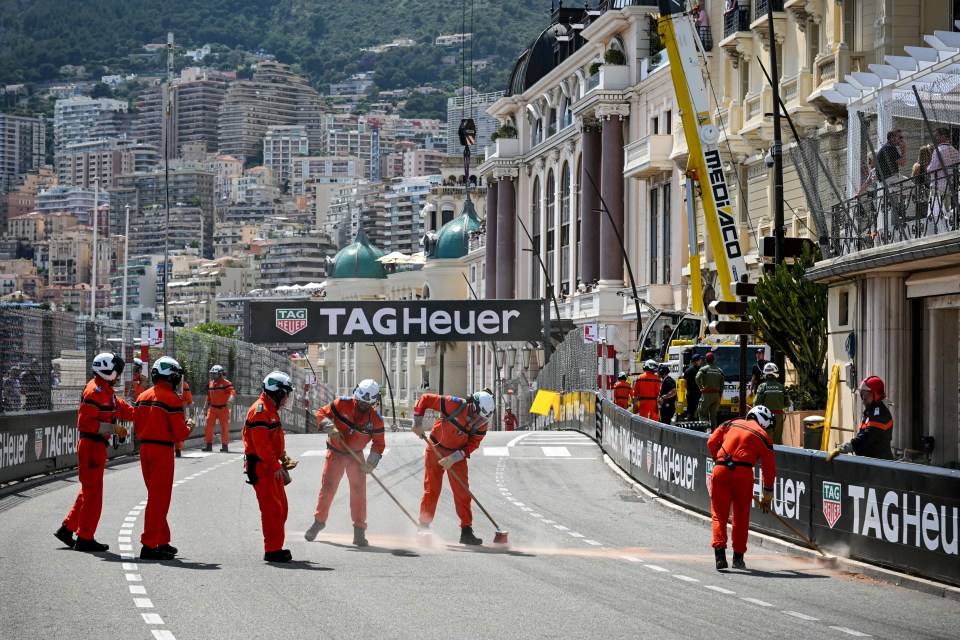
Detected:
left=858, top=376, right=886, bottom=401
left=705, top=352, right=716, bottom=363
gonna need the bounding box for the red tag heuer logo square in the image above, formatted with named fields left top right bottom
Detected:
left=823, top=481, right=842, bottom=529
left=276, top=308, right=308, bottom=336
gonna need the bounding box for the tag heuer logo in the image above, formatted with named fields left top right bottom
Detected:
left=276, top=308, right=308, bottom=336
left=823, top=481, right=842, bottom=529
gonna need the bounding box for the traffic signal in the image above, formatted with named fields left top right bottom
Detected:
left=458, top=118, right=476, bottom=147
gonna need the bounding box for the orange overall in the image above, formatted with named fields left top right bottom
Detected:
left=632, top=371, right=661, bottom=419
left=242, top=394, right=288, bottom=553
left=612, top=380, right=632, bottom=409
left=175, top=382, right=193, bottom=453
left=205, top=378, right=236, bottom=445
left=503, top=412, right=517, bottom=431
left=313, top=397, right=386, bottom=530
left=414, top=393, right=487, bottom=528
left=707, top=419, right=776, bottom=554
left=132, top=377, right=149, bottom=402
left=62, top=378, right=135, bottom=539
left=134, top=382, right=190, bottom=549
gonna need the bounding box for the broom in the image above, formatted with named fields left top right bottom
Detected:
left=753, top=496, right=837, bottom=568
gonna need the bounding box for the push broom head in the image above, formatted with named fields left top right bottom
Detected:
left=493, top=529, right=509, bottom=545
left=416, top=528, right=433, bottom=548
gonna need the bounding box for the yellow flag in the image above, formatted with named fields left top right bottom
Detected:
left=530, top=390, right=560, bottom=416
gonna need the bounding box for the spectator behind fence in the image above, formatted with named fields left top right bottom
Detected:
left=926, top=127, right=960, bottom=191
left=909, top=144, right=934, bottom=221
left=856, top=157, right=878, bottom=196
left=876, top=129, right=906, bottom=182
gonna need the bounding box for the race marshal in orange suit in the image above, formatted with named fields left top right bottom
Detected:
left=134, top=357, right=193, bottom=561
left=305, top=379, right=386, bottom=547
left=55, top=353, right=134, bottom=553
left=204, top=364, right=236, bottom=452
left=412, top=390, right=493, bottom=545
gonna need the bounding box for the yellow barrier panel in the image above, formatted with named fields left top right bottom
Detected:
left=530, top=390, right=560, bottom=416
left=821, top=363, right=841, bottom=450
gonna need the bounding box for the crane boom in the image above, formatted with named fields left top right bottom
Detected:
left=657, top=0, right=746, bottom=301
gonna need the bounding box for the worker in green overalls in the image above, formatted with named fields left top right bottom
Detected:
left=753, top=362, right=790, bottom=445
left=695, top=351, right=725, bottom=429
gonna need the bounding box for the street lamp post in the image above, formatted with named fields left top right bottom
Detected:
left=121, top=204, right=131, bottom=381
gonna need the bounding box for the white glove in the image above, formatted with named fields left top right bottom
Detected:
left=438, top=450, right=465, bottom=469
left=98, top=421, right=115, bottom=435
left=320, top=418, right=341, bottom=439
left=363, top=451, right=382, bottom=474
left=412, top=416, right=425, bottom=438
left=838, top=442, right=853, bottom=454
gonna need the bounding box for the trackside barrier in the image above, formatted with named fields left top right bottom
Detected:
left=0, top=396, right=312, bottom=485
left=545, top=391, right=960, bottom=587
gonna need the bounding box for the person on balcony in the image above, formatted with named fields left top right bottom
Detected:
left=925, top=128, right=960, bottom=232
left=724, top=0, right=738, bottom=15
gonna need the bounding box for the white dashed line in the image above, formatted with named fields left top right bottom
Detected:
left=673, top=575, right=699, bottom=582
left=645, top=564, right=669, bottom=572
left=520, top=507, right=532, bottom=512
left=142, top=613, right=164, bottom=624
left=829, top=627, right=871, bottom=637
left=741, top=598, right=774, bottom=607
left=621, top=555, right=643, bottom=563
left=122, top=563, right=137, bottom=570
left=704, top=585, right=736, bottom=595
left=129, top=585, right=147, bottom=595
left=125, top=573, right=141, bottom=581
left=124, top=517, right=137, bottom=522
left=553, top=525, right=569, bottom=531
left=133, top=598, right=154, bottom=608
left=584, top=540, right=602, bottom=546
left=119, top=537, right=131, bottom=543
left=567, top=532, right=584, bottom=538
left=152, top=631, right=177, bottom=640
left=542, top=519, right=556, bottom=524
left=119, top=544, right=132, bottom=551
left=782, top=611, right=818, bottom=621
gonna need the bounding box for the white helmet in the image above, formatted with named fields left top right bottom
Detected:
left=354, top=379, right=381, bottom=404
left=151, top=356, right=183, bottom=387
left=471, top=391, right=495, bottom=417
left=92, top=352, right=124, bottom=381
left=747, top=405, right=775, bottom=430
left=263, top=371, right=293, bottom=394
left=763, top=362, right=779, bottom=376
left=644, top=359, right=658, bottom=371
left=133, top=357, right=144, bottom=372
left=210, top=365, right=225, bottom=375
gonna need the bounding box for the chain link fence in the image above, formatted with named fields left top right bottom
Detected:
left=0, top=307, right=113, bottom=414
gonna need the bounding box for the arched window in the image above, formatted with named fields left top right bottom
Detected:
left=562, top=97, right=574, bottom=129
left=560, top=163, right=571, bottom=296
left=546, top=170, right=556, bottom=293
left=441, top=204, right=455, bottom=226
left=531, top=177, right=542, bottom=298
left=547, top=107, right=557, bottom=138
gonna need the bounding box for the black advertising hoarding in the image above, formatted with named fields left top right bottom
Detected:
left=810, top=456, right=960, bottom=586
left=246, top=299, right=546, bottom=343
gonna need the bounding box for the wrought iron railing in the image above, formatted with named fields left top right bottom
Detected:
left=755, top=0, right=784, bottom=19
left=723, top=6, right=751, bottom=38
left=827, top=168, right=959, bottom=256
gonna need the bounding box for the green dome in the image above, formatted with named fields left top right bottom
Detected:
left=331, top=230, right=387, bottom=279
left=432, top=196, right=482, bottom=259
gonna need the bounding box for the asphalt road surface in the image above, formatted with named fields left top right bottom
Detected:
left=1, top=430, right=957, bottom=640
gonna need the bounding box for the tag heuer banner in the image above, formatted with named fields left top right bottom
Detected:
left=247, top=299, right=547, bottom=343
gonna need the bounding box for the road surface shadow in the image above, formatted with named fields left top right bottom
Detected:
left=319, top=540, right=420, bottom=557
left=721, top=568, right=830, bottom=579
left=96, top=554, right=221, bottom=570
left=265, top=559, right=333, bottom=571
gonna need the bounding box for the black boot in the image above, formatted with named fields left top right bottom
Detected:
left=264, top=549, right=292, bottom=563
left=732, top=552, right=746, bottom=570
left=75, top=537, right=109, bottom=553
left=714, top=548, right=728, bottom=570
left=304, top=520, right=325, bottom=541
left=140, top=545, right=176, bottom=561
left=175, top=449, right=182, bottom=458
left=460, top=526, right=483, bottom=546
left=353, top=526, right=369, bottom=547
left=54, top=524, right=75, bottom=548
left=202, top=443, right=213, bottom=452
left=220, top=444, right=229, bottom=453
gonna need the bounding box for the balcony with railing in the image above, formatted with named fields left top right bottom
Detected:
left=751, top=0, right=787, bottom=45
left=624, top=134, right=674, bottom=179
left=827, top=168, right=959, bottom=258
left=722, top=5, right=751, bottom=39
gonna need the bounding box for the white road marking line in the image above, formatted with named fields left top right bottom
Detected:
left=152, top=631, right=176, bottom=640
left=520, top=507, right=533, bottom=512
left=142, top=613, right=164, bottom=624
left=829, top=627, right=871, bottom=637
left=567, top=532, right=585, bottom=538
left=129, top=585, right=147, bottom=594
left=553, top=525, right=569, bottom=531
left=483, top=447, right=510, bottom=456
left=741, top=598, right=774, bottom=607
left=674, top=575, right=699, bottom=582
left=621, top=555, right=643, bottom=562
left=172, top=481, right=184, bottom=486
left=133, top=598, right=153, bottom=608
left=645, top=565, right=669, bottom=572
left=584, top=540, right=602, bottom=546
left=118, top=537, right=131, bottom=543
left=140, top=501, right=147, bottom=506
left=122, top=563, right=137, bottom=570
left=782, top=611, right=818, bottom=621
left=506, top=433, right=534, bottom=447
left=120, top=553, right=134, bottom=560
left=127, top=511, right=141, bottom=517
left=704, top=585, right=736, bottom=595
left=542, top=519, right=556, bottom=524
left=541, top=447, right=572, bottom=457
left=119, top=544, right=132, bottom=551
left=124, top=517, right=137, bottom=522
left=125, top=574, right=141, bottom=581
left=529, top=512, right=543, bottom=518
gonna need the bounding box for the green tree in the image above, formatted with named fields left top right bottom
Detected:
left=746, top=244, right=828, bottom=409
left=193, top=321, right=236, bottom=338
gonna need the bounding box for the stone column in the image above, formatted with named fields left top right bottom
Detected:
left=597, top=103, right=630, bottom=286
left=496, top=168, right=519, bottom=299
left=484, top=178, right=498, bottom=299
left=579, top=118, right=601, bottom=286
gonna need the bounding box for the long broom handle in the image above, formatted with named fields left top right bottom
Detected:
left=338, top=438, right=421, bottom=529
left=753, top=496, right=827, bottom=556
left=420, top=433, right=502, bottom=531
